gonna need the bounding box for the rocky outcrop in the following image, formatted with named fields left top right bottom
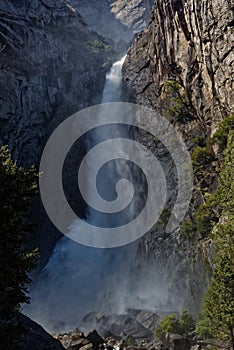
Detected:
left=123, top=0, right=234, bottom=131
left=71, top=0, right=154, bottom=52
left=54, top=323, right=229, bottom=350
left=122, top=0, right=234, bottom=316
left=0, top=0, right=115, bottom=269
left=78, top=309, right=160, bottom=341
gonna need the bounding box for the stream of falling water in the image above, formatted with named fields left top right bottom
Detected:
left=24, top=56, right=141, bottom=332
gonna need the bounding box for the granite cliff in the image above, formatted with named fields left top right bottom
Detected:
left=72, top=0, right=154, bottom=52
left=123, top=0, right=234, bottom=128
left=123, top=0, right=234, bottom=315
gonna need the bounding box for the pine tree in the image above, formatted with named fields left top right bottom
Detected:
left=179, top=309, right=196, bottom=335
left=197, top=131, right=234, bottom=349
left=0, top=146, right=38, bottom=347
left=155, top=310, right=195, bottom=340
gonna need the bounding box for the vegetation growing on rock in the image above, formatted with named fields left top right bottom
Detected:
left=197, top=131, right=234, bottom=349
left=179, top=220, right=197, bottom=240
left=155, top=309, right=195, bottom=341
left=191, top=147, right=215, bottom=167
left=162, top=80, right=195, bottom=124
left=209, top=115, right=234, bottom=148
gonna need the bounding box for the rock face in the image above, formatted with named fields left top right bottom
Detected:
left=122, top=0, right=234, bottom=315
left=123, top=0, right=234, bottom=128
left=0, top=0, right=115, bottom=269
left=71, top=0, right=154, bottom=52
left=0, top=0, right=114, bottom=167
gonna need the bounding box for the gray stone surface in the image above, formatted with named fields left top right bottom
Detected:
left=77, top=309, right=163, bottom=342
left=122, top=0, right=234, bottom=316
left=71, top=0, right=154, bottom=52
left=123, top=0, right=234, bottom=127
left=0, top=0, right=115, bottom=269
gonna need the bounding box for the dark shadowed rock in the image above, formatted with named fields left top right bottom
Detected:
left=0, top=0, right=115, bottom=270
left=86, top=330, right=104, bottom=348
left=10, top=313, right=65, bottom=349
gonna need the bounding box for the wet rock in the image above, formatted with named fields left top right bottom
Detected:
left=79, top=310, right=160, bottom=342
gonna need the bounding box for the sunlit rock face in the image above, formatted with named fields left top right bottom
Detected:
left=122, top=0, right=234, bottom=316
left=123, top=0, right=234, bottom=127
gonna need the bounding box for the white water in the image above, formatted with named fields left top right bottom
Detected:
left=24, top=56, right=142, bottom=332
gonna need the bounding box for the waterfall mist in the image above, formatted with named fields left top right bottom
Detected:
left=23, top=56, right=169, bottom=333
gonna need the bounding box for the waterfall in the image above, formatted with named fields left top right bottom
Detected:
left=101, top=55, right=126, bottom=103
left=24, top=56, right=140, bottom=332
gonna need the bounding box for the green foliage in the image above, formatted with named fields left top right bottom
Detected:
left=155, top=314, right=179, bottom=340
left=163, top=80, right=194, bottom=123
left=0, top=146, right=38, bottom=348
left=179, top=220, right=197, bottom=239
left=179, top=309, right=196, bottom=335
left=155, top=310, right=195, bottom=340
left=197, top=131, right=234, bottom=349
left=209, top=115, right=234, bottom=148
left=196, top=310, right=214, bottom=339
left=193, top=136, right=206, bottom=147
left=199, top=223, right=234, bottom=344
left=214, top=131, right=234, bottom=217
left=191, top=146, right=215, bottom=167
left=195, top=198, right=219, bottom=238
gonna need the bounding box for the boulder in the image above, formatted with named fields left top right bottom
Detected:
left=86, top=330, right=104, bottom=348
left=79, top=343, right=93, bottom=350
left=0, top=313, right=65, bottom=350
left=79, top=310, right=156, bottom=341
left=164, top=333, right=192, bottom=350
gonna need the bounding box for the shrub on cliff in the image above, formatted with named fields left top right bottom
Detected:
left=195, top=198, right=219, bottom=238
left=191, top=146, right=215, bottom=167
left=162, top=80, right=194, bottom=123
left=179, top=220, right=197, bottom=239
left=155, top=310, right=195, bottom=340
left=209, top=115, right=234, bottom=148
